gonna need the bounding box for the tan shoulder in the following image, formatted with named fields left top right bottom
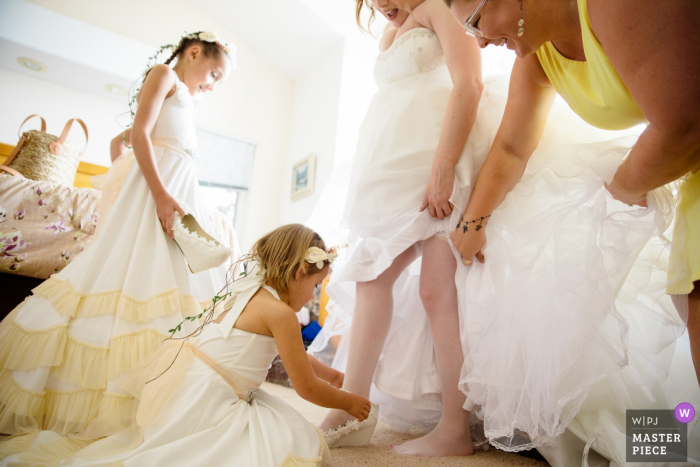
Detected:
left=412, top=0, right=449, bottom=30
left=251, top=288, right=294, bottom=321
left=145, top=64, right=175, bottom=82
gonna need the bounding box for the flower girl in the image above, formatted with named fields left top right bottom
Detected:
left=1, top=224, right=372, bottom=467
left=0, top=31, right=235, bottom=440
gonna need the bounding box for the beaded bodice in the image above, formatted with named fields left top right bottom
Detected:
left=374, top=27, right=446, bottom=86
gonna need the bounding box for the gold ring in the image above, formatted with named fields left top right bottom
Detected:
left=462, top=258, right=472, bottom=266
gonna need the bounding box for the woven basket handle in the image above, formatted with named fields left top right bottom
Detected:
left=50, top=119, right=89, bottom=163
left=17, top=114, right=46, bottom=139
left=0, top=165, right=25, bottom=177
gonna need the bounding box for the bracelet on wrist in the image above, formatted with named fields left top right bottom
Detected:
left=455, top=215, right=490, bottom=233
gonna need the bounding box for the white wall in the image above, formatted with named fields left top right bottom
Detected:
left=278, top=41, right=344, bottom=225
left=13, top=0, right=296, bottom=251
left=0, top=68, right=124, bottom=166
left=277, top=2, right=381, bottom=226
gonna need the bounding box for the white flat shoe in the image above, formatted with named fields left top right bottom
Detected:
left=323, top=404, right=378, bottom=448
left=171, top=204, right=231, bottom=274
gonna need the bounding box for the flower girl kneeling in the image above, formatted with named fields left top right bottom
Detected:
left=0, top=224, right=372, bottom=467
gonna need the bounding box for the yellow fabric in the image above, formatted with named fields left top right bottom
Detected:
left=668, top=170, right=700, bottom=294
left=53, top=337, right=109, bottom=390
left=33, top=277, right=204, bottom=323
left=535, top=0, right=646, bottom=130
left=0, top=432, right=38, bottom=460
left=108, top=329, right=168, bottom=379
left=0, top=317, right=172, bottom=435
left=44, top=387, right=103, bottom=435
left=0, top=316, right=67, bottom=372
left=14, top=436, right=89, bottom=466
left=279, top=428, right=330, bottom=467
left=0, top=369, right=44, bottom=434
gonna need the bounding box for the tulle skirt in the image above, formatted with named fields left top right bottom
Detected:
left=456, top=106, right=699, bottom=465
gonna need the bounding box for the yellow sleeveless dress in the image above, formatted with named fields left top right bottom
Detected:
left=536, top=0, right=699, bottom=294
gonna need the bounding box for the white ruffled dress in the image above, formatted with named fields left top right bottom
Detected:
left=0, top=278, right=329, bottom=467
left=0, top=74, right=228, bottom=439
left=456, top=95, right=700, bottom=465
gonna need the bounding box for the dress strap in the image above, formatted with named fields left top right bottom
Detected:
left=218, top=269, right=265, bottom=340
left=217, top=268, right=281, bottom=339
left=261, top=284, right=281, bottom=300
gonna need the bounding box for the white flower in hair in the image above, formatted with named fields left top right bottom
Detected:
left=198, top=31, right=220, bottom=42
left=305, top=247, right=327, bottom=270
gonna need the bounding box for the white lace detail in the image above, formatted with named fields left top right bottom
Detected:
left=322, top=403, right=377, bottom=444
left=171, top=210, right=231, bottom=262
left=375, top=28, right=446, bottom=85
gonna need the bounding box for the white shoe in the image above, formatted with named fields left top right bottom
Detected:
left=323, top=404, right=378, bottom=448
left=172, top=205, right=231, bottom=274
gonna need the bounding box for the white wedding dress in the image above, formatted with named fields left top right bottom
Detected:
left=0, top=280, right=329, bottom=467
left=308, top=27, right=503, bottom=430
left=0, top=73, right=229, bottom=439
left=455, top=90, right=700, bottom=465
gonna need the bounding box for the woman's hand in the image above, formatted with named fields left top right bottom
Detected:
left=604, top=180, right=648, bottom=208
left=420, top=165, right=455, bottom=219
left=344, top=393, right=372, bottom=422
left=155, top=193, right=185, bottom=238
left=450, top=217, right=487, bottom=265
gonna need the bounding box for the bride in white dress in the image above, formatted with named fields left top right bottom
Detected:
left=310, top=0, right=503, bottom=456
left=0, top=225, right=372, bottom=467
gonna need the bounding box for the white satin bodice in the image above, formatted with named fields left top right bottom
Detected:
left=193, top=285, right=279, bottom=383
left=374, top=27, right=447, bottom=86
left=150, top=74, right=199, bottom=158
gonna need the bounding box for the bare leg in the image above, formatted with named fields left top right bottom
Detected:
left=688, top=282, right=700, bottom=386
left=319, top=244, right=420, bottom=431
left=391, top=237, right=474, bottom=457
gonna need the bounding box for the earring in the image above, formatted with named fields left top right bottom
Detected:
left=517, top=0, right=525, bottom=36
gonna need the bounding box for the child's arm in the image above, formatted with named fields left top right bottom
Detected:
left=130, top=64, right=185, bottom=237
left=267, top=304, right=371, bottom=421
left=307, top=354, right=343, bottom=389
left=109, top=128, right=131, bottom=162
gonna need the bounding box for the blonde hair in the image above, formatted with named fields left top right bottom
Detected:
left=355, top=0, right=377, bottom=34
left=250, top=224, right=327, bottom=293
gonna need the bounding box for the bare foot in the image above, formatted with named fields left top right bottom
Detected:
left=390, top=426, right=474, bottom=457
left=319, top=408, right=356, bottom=432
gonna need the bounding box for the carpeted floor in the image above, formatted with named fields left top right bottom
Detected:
left=262, top=382, right=549, bottom=467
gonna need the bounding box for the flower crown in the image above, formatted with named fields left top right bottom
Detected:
left=304, top=244, right=347, bottom=269
left=183, top=31, right=232, bottom=55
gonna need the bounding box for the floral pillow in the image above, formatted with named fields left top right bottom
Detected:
left=0, top=174, right=100, bottom=279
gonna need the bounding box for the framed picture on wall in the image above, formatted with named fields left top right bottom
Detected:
left=291, top=154, right=316, bottom=201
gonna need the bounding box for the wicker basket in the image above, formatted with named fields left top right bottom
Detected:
left=0, top=115, right=88, bottom=186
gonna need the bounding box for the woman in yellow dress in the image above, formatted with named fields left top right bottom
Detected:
left=442, top=0, right=699, bottom=465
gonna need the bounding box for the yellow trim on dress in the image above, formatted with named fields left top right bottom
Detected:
left=33, top=277, right=204, bottom=323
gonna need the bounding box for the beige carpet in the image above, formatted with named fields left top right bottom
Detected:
left=262, top=382, right=548, bottom=467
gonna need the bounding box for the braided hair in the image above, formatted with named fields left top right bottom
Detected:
left=146, top=31, right=230, bottom=78
left=125, top=32, right=231, bottom=128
